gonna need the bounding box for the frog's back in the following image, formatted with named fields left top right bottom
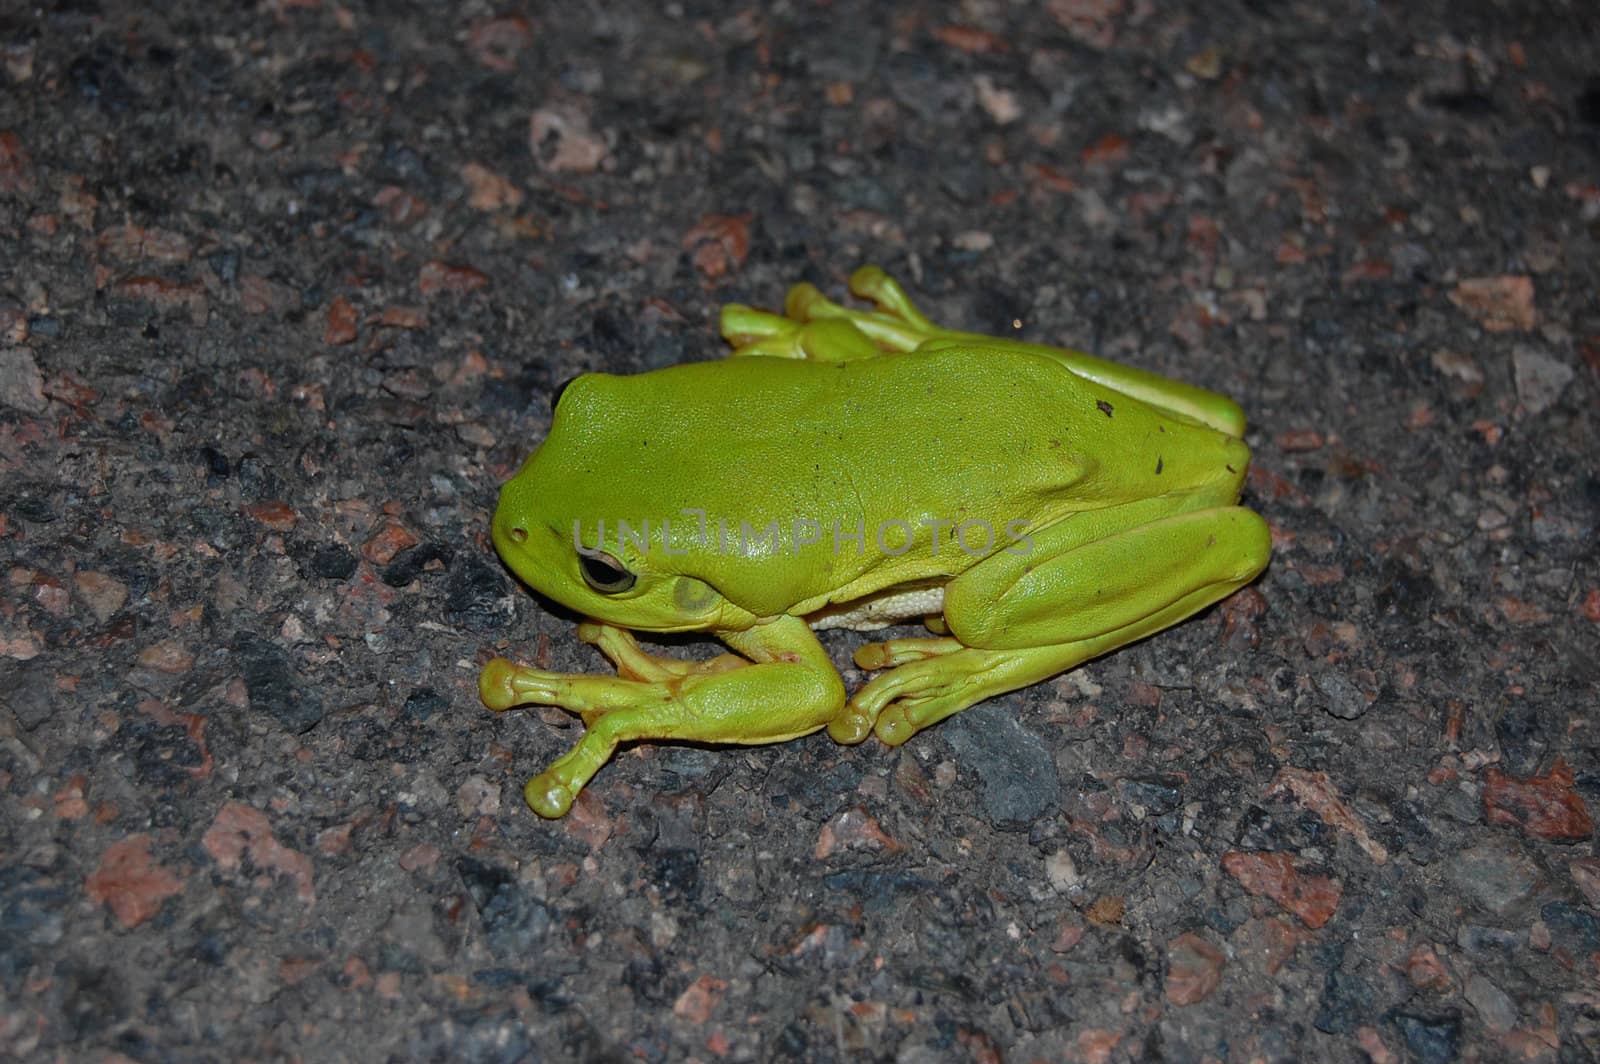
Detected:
left=626, top=345, right=1107, bottom=520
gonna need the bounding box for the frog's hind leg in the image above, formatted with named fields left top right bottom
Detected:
left=844, top=506, right=1271, bottom=746
left=839, top=641, right=1085, bottom=747
left=720, top=265, right=956, bottom=360
left=779, top=267, right=943, bottom=352
left=719, top=310, right=884, bottom=363
left=844, top=590, right=1235, bottom=748
left=844, top=266, right=942, bottom=335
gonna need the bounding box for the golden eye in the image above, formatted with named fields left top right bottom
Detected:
left=577, top=548, right=635, bottom=593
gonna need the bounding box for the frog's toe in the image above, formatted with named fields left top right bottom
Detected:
left=525, top=772, right=578, bottom=819
left=841, top=663, right=929, bottom=743
left=479, top=657, right=522, bottom=712
left=855, top=636, right=963, bottom=670
left=846, top=667, right=916, bottom=719
left=873, top=704, right=918, bottom=747
left=854, top=642, right=893, bottom=670
left=827, top=708, right=875, bottom=745
left=847, top=265, right=891, bottom=302
left=479, top=659, right=565, bottom=710
left=720, top=304, right=797, bottom=346
left=848, top=265, right=935, bottom=330
left=783, top=281, right=844, bottom=322
left=873, top=689, right=972, bottom=746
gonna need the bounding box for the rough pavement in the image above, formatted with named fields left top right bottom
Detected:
left=1, top=2, right=1598, bottom=1060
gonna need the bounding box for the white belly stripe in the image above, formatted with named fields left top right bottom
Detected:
left=807, top=586, right=947, bottom=632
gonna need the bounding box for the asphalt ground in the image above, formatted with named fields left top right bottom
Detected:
left=1, top=2, right=1598, bottom=1060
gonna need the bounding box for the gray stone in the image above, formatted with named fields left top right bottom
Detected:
left=1457, top=924, right=1525, bottom=953
left=1316, top=669, right=1369, bottom=720
left=3, top=660, right=54, bottom=730
left=233, top=631, right=326, bottom=734
left=1446, top=839, right=1540, bottom=918
left=1512, top=345, right=1573, bottom=415
left=1541, top=902, right=1600, bottom=953
left=1392, top=1012, right=1462, bottom=1064
left=938, top=700, right=1060, bottom=827
left=1464, top=973, right=1518, bottom=1033
left=0, top=347, right=46, bottom=413
left=1494, top=701, right=1550, bottom=777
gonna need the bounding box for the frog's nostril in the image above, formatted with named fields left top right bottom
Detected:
left=509, top=526, right=528, bottom=544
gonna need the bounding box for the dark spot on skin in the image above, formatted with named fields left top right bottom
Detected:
left=1049, top=438, right=1061, bottom=448
left=1096, top=400, right=1114, bottom=418
left=1155, top=457, right=1164, bottom=475
left=1159, top=425, right=1166, bottom=433
left=1225, top=465, right=1237, bottom=474
left=1207, top=534, right=1217, bottom=547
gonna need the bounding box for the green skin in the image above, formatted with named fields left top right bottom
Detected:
left=482, top=266, right=1271, bottom=817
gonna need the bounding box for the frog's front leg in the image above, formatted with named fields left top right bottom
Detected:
left=574, top=622, right=745, bottom=683
left=839, top=504, right=1271, bottom=746
left=480, top=616, right=845, bottom=817
left=482, top=623, right=740, bottom=728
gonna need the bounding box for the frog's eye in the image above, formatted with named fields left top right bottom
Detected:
left=577, top=548, right=635, bottom=593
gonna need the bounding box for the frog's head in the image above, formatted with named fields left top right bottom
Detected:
left=490, top=374, right=749, bottom=634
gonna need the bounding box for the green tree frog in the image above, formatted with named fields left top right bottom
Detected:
left=481, top=266, right=1270, bottom=817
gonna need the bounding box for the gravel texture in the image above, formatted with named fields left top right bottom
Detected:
left=2, top=2, right=1598, bottom=1061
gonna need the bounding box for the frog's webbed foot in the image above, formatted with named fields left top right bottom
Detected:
left=827, top=636, right=967, bottom=744
left=838, top=643, right=1009, bottom=747
left=844, top=266, right=941, bottom=335
left=720, top=265, right=960, bottom=361
left=781, top=269, right=939, bottom=352
left=838, top=635, right=1100, bottom=748
left=719, top=305, right=882, bottom=362
left=478, top=656, right=704, bottom=816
